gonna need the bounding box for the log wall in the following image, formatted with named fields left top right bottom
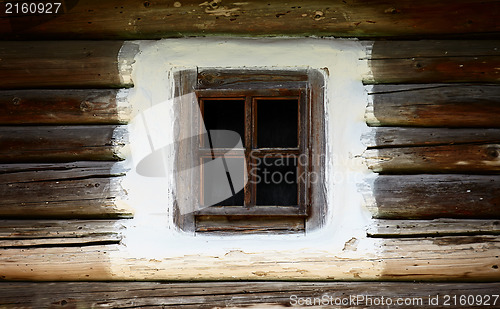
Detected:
left=0, top=40, right=134, bottom=298
left=361, top=39, right=500, bottom=288
left=0, top=8, right=499, bottom=304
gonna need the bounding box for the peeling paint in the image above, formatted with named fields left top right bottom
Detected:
left=117, top=42, right=139, bottom=85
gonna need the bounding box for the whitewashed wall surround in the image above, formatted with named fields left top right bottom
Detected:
left=114, top=38, right=379, bottom=279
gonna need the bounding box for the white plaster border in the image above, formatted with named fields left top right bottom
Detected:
left=113, top=38, right=379, bottom=274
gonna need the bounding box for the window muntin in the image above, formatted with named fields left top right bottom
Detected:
left=196, top=89, right=308, bottom=217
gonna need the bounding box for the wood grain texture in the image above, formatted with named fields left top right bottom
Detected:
left=0, top=89, right=130, bottom=124
left=369, top=175, right=500, bottom=219
left=368, top=219, right=500, bottom=237
left=0, top=162, right=131, bottom=218
left=365, top=84, right=500, bottom=127
left=0, top=235, right=498, bottom=281
left=364, top=144, right=500, bottom=174
left=362, top=127, right=500, bottom=148
left=198, top=69, right=308, bottom=89
left=0, top=125, right=127, bottom=162
left=366, top=41, right=500, bottom=84
left=0, top=281, right=498, bottom=308
left=0, top=245, right=116, bottom=281
left=196, top=216, right=305, bottom=234
left=0, top=220, right=125, bottom=248
left=379, top=235, right=500, bottom=281
left=0, top=41, right=135, bottom=89
left=0, top=161, right=126, bottom=184
left=1, top=0, right=499, bottom=39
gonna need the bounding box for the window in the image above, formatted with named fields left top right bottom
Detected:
left=175, top=69, right=326, bottom=234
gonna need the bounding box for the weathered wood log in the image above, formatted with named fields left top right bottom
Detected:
left=0, top=281, right=498, bottom=308
left=0, top=161, right=127, bottom=184
left=1, top=0, right=499, bottom=39
left=0, top=220, right=125, bottom=248
left=0, top=89, right=130, bottom=124
left=0, top=41, right=137, bottom=89
left=362, top=127, right=500, bottom=148
left=366, top=41, right=500, bottom=84
left=0, top=235, right=498, bottom=281
left=370, top=40, right=500, bottom=58
left=364, top=144, right=500, bottom=173
left=0, top=162, right=131, bottom=218
left=369, top=175, right=500, bottom=219
left=368, top=219, right=500, bottom=237
left=0, top=125, right=127, bottom=162
left=365, top=84, right=500, bottom=127
left=379, top=235, right=500, bottom=281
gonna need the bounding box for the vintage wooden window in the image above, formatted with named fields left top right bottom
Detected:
left=175, top=69, right=325, bottom=233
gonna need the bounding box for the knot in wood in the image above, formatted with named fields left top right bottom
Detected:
left=486, top=146, right=499, bottom=159
left=80, top=101, right=94, bottom=112
left=314, top=11, right=324, bottom=20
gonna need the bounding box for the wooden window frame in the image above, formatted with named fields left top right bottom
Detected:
left=196, top=89, right=307, bottom=217
left=174, top=69, right=326, bottom=234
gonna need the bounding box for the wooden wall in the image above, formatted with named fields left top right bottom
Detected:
left=0, top=0, right=499, bottom=307
left=0, top=43, right=133, bottom=254
left=361, top=41, right=500, bottom=284
left=0, top=38, right=498, bottom=301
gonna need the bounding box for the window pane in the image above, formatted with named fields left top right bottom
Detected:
left=255, top=157, right=297, bottom=206
left=202, top=99, right=245, bottom=148
left=202, top=157, right=245, bottom=206
left=257, top=99, right=298, bottom=148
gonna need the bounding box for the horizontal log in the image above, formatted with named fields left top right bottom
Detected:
left=0, top=1, right=499, bottom=39
left=368, top=219, right=500, bottom=237
left=365, top=84, right=500, bottom=127
left=362, top=128, right=500, bottom=148
left=369, top=175, right=500, bottom=219
left=0, top=89, right=130, bottom=124
left=0, top=41, right=137, bottom=89
left=0, top=125, right=127, bottom=162
left=0, top=162, right=131, bottom=218
left=364, top=144, right=500, bottom=173
left=0, top=161, right=127, bottom=184
left=369, top=40, right=500, bottom=59
left=366, top=41, right=500, bottom=84
left=379, top=235, right=500, bottom=280
left=0, top=282, right=499, bottom=308
left=0, top=235, right=498, bottom=281
left=0, top=220, right=125, bottom=248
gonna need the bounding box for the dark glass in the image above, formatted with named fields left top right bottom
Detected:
left=257, top=99, right=298, bottom=148
left=255, top=157, right=297, bottom=206
left=202, top=99, right=245, bottom=148
left=202, top=157, right=245, bottom=206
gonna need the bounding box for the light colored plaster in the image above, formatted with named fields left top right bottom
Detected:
left=111, top=38, right=379, bottom=280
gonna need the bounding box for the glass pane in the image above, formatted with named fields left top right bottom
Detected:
left=257, top=99, right=298, bottom=148
left=202, top=99, right=245, bottom=148
left=202, top=157, right=245, bottom=206
left=255, top=157, right=297, bottom=206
